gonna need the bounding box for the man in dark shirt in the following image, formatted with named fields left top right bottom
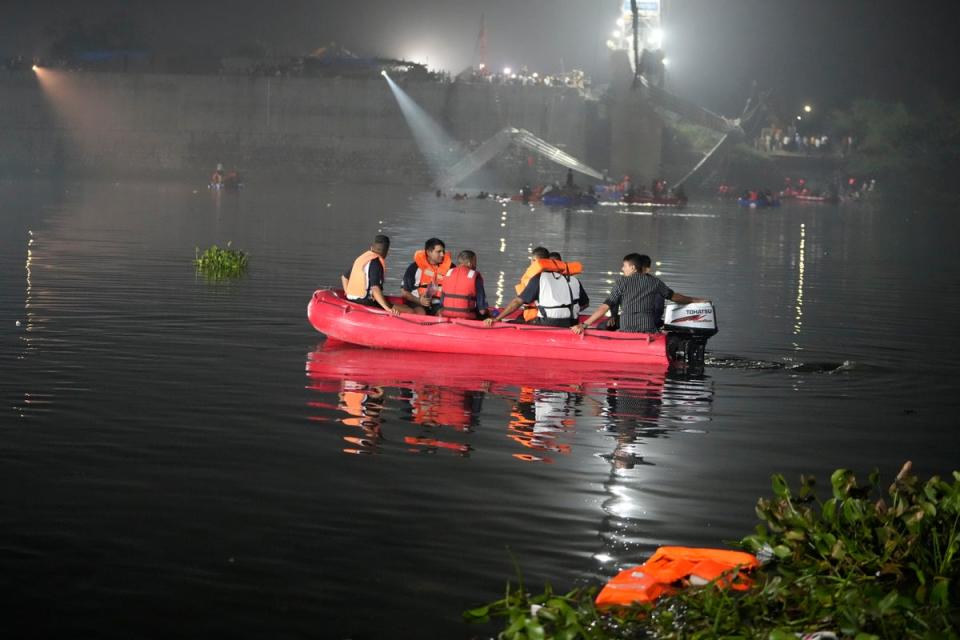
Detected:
left=572, top=253, right=704, bottom=334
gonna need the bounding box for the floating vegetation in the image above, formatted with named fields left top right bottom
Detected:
left=467, top=462, right=960, bottom=639
left=194, top=243, right=248, bottom=279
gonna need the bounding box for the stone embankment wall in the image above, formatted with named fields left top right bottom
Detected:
left=0, top=71, right=594, bottom=184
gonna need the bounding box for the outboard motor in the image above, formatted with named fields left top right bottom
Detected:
left=664, top=301, right=718, bottom=368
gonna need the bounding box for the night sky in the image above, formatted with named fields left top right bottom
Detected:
left=5, top=0, right=960, bottom=115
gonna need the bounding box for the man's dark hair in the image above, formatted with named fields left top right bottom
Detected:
left=372, top=235, right=391, bottom=254
left=457, top=250, right=476, bottom=265
left=623, top=253, right=651, bottom=271
left=531, top=246, right=550, bottom=259
left=548, top=251, right=563, bottom=260
left=424, top=237, right=445, bottom=251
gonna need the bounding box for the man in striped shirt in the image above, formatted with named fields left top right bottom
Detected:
left=571, top=253, right=704, bottom=334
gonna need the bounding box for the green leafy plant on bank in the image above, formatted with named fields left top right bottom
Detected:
left=194, top=243, right=248, bottom=279
left=466, top=463, right=960, bottom=639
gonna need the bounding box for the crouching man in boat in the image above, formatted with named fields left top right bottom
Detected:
left=401, top=237, right=451, bottom=315
left=340, top=235, right=413, bottom=316
left=572, top=253, right=704, bottom=335
left=486, top=252, right=589, bottom=328
left=514, top=246, right=551, bottom=323
left=438, top=250, right=488, bottom=320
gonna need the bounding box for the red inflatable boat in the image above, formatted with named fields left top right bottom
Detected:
left=307, top=290, right=717, bottom=366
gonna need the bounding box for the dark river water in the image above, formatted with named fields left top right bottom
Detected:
left=1, top=178, right=958, bottom=638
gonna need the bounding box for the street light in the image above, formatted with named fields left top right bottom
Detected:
left=503, top=66, right=512, bottom=76
left=803, top=104, right=812, bottom=113
left=796, top=115, right=802, bottom=121
left=651, top=28, right=665, bottom=48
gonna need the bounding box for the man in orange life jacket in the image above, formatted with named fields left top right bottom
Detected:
left=486, top=251, right=589, bottom=328
left=401, top=237, right=451, bottom=315
left=514, top=246, right=551, bottom=322
left=340, top=235, right=412, bottom=316
left=438, top=250, right=489, bottom=320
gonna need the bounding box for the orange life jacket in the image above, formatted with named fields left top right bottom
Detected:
left=345, top=250, right=386, bottom=300
left=413, top=249, right=452, bottom=300
left=595, top=546, right=759, bottom=608
left=439, top=265, right=479, bottom=318
left=515, top=259, right=584, bottom=321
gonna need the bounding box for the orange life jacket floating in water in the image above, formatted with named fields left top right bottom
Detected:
left=515, top=259, right=583, bottom=321
left=595, top=546, right=759, bottom=608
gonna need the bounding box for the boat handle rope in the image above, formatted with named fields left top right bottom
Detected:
left=317, top=295, right=656, bottom=342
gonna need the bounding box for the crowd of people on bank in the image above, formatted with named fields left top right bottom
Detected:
left=461, top=67, right=589, bottom=90
left=754, top=127, right=857, bottom=156
left=340, top=235, right=704, bottom=335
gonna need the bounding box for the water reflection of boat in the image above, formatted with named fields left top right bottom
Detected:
left=308, top=290, right=716, bottom=366
left=793, top=193, right=838, bottom=203
left=307, top=342, right=668, bottom=394
left=305, top=343, right=670, bottom=459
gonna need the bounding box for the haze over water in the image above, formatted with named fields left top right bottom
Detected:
left=1, top=178, right=958, bottom=638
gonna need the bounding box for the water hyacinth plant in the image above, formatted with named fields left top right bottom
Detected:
left=466, top=462, right=959, bottom=639
left=194, top=242, right=248, bottom=279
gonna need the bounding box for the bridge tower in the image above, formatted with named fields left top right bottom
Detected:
left=607, top=0, right=666, bottom=181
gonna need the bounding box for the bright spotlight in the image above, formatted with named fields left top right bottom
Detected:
left=662, top=58, right=670, bottom=67
left=503, top=66, right=512, bottom=76
left=796, top=115, right=802, bottom=121
left=803, top=104, right=812, bottom=113
left=32, top=64, right=39, bottom=72
left=380, top=70, right=387, bottom=77
left=651, top=28, right=665, bottom=47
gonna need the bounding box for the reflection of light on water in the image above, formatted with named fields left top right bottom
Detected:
left=793, top=223, right=805, bottom=344
left=17, top=231, right=36, bottom=418
left=499, top=237, right=506, bottom=253
left=605, top=482, right=645, bottom=519
left=495, top=270, right=505, bottom=308
left=21, top=230, right=34, bottom=352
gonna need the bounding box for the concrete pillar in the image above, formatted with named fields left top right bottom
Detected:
left=607, top=50, right=663, bottom=182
